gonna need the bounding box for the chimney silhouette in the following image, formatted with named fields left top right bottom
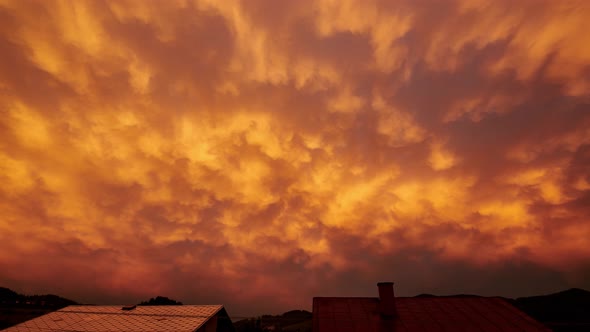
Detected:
left=377, top=282, right=396, bottom=319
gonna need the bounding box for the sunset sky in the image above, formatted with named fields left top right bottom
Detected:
left=1, top=0, right=590, bottom=316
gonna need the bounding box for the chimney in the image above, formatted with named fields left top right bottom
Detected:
left=377, top=282, right=396, bottom=319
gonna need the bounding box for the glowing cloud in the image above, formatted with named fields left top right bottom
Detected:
left=0, top=0, right=589, bottom=315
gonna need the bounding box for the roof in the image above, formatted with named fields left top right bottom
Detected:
left=313, top=296, right=552, bottom=332
left=2, top=305, right=224, bottom=332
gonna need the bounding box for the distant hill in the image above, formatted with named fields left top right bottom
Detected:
left=0, top=287, right=77, bottom=330
left=414, top=293, right=483, bottom=298
left=0, top=288, right=19, bottom=300
left=510, top=288, right=590, bottom=332
left=234, top=310, right=312, bottom=332
left=0, top=287, right=77, bottom=307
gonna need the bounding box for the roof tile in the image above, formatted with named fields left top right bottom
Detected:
left=313, top=297, right=551, bottom=332
left=2, top=305, right=223, bottom=332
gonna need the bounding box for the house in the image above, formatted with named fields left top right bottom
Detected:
left=313, top=282, right=551, bottom=332
left=1, top=304, right=234, bottom=332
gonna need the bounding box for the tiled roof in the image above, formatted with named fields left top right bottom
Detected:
left=313, top=297, right=552, bottom=332
left=2, top=305, right=223, bottom=332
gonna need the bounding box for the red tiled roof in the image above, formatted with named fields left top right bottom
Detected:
left=313, top=297, right=551, bottom=332
left=2, top=305, right=223, bottom=332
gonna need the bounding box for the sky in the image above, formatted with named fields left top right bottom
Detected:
left=0, top=0, right=589, bottom=316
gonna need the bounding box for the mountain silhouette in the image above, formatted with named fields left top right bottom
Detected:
left=510, top=288, right=590, bottom=332
left=233, top=310, right=312, bottom=332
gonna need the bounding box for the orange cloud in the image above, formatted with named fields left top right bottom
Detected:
left=1, top=0, right=589, bottom=315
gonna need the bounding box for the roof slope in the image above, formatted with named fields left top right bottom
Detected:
left=2, top=305, right=223, bottom=332
left=313, top=296, right=551, bottom=332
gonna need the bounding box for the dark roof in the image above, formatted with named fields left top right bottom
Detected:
left=2, top=305, right=224, bottom=332
left=313, top=296, right=551, bottom=332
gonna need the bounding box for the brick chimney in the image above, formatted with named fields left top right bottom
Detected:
left=377, top=282, right=396, bottom=319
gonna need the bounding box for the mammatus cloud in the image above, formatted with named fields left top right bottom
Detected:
left=0, top=0, right=589, bottom=314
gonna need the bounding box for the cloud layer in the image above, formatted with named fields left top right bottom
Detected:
left=1, top=0, right=589, bottom=315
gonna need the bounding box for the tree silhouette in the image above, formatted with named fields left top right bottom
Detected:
left=138, top=296, right=183, bottom=306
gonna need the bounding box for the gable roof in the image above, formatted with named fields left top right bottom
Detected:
left=2, top=305, right=224, bottom=332
left=313, top=296, right=551, bottom=332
